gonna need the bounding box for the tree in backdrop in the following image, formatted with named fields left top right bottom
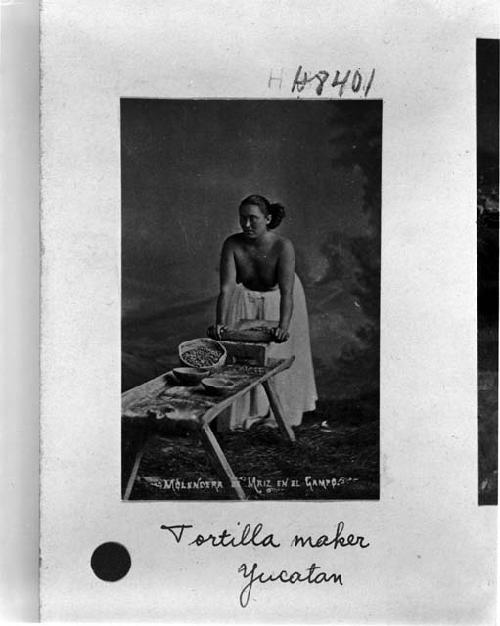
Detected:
left=327, top=101, right=382, bottom=394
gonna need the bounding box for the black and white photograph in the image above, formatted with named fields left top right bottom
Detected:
left=121, top=98, right=381, bottom=500
left=36, top=2, right=497, bottom=621
left=477, top=38, right=499, bottom=506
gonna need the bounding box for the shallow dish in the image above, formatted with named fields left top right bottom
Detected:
left=172, top=367, right=210, bottom=385
left=201, top=377, right=236, bottom=394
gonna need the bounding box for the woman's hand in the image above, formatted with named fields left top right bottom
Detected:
left=273, top=326, right=290, bottom=343
left=207, top=324, right=226, bottom=340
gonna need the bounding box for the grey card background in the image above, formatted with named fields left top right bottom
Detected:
left=0, top=0, right=40, bottom=621
left=40, top=1, right=498, bottom=622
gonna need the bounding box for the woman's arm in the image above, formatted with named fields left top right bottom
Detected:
left=275, top=239, right=295, bottom=342
left=208, top=237, right=236, bottom=339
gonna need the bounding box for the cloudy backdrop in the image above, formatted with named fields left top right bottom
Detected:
left=121, top=98, right=381, bottom=399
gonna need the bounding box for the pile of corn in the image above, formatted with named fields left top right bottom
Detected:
left=182, top=345, right=223, bottom=367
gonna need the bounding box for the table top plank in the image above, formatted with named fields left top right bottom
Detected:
left=122, top=357, right=294, bottom=427
left=200, top=357, right=294, bottom=425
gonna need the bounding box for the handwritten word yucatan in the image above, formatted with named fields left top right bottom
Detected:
left=268, top=66, right=376, bottom=97
left=160, top=521, right=370, bottom=608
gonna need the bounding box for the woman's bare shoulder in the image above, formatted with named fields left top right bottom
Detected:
left=273, top=234, right=295, bottom=253
left=222, top=233, right=245, bottom=249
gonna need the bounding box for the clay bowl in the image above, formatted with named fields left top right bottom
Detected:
left=201, top=377, right=236, bottom=395
left=172, top=367, right=210, bottom=385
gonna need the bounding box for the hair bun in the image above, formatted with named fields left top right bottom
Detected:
left=268, top=203, right=286, bottom=229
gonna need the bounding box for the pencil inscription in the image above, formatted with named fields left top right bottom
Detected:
left=267, top=66, right=375, bottom=97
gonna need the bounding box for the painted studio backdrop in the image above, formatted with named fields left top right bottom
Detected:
left=121, top=99, right=381, bottom=500
left=477, top=39, right=499, bottom=506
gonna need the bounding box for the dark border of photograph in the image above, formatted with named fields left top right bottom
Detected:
left=477, top=39, right=499, bottom=505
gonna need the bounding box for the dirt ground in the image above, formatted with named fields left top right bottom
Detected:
left=478, top=368, right=498, bottom=505
left=126, top=393, right=379, bottom=501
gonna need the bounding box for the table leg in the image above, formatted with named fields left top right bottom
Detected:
left=262, top=378, right=296, bottom=442
left=123, top=441, right=150, bottom=500
left=122, top=421, right=153, bottom=500
left=199, top=424, right=247, bottom=500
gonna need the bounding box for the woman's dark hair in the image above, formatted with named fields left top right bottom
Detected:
left=239, top=194, right=286, bottom=230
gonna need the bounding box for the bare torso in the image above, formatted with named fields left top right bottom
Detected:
left=229, top=232, right=286, bottom=291
left=212, top=229, right=295, bottom=338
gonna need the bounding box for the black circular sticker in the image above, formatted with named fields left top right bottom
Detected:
left=90, top=542, right=131, bottom=582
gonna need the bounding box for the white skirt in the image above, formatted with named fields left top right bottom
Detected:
left=217, top=275, right=317, bottom=431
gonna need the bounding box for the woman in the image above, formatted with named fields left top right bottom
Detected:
left=208, top=195, right=317, bottom=431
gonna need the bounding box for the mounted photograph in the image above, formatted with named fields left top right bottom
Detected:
left=121, top=98, right=382, bottom=500
left=477, top=39, right=499, bottom=505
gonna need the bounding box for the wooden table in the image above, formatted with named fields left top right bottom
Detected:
left=122, top=356, right=295, bottom=500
